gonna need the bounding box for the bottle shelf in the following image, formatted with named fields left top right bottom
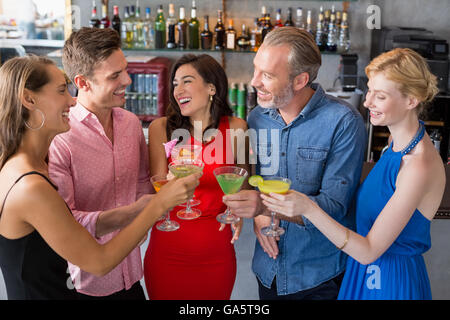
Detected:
left=123, top=48, right=342, bottom=55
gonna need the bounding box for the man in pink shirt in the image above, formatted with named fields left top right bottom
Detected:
left=48, top=27, right=152, bottom=299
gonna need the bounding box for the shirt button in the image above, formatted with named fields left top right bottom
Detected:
left=281, top=152, right=286, bottom=156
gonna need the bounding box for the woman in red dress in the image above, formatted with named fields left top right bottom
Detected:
left=144, top=54, right=250, bottom=300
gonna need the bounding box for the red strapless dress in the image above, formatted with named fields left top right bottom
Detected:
left=144, top=116, right=237, bottom=300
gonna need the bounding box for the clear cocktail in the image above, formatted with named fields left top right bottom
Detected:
left=213, top=166, right=248, bottom=224
left=168, top=159, right=204, bottom=220
left=170, top=144, right=202, bottom=207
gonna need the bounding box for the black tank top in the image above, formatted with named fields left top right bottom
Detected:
left=0, top=171, right=79, bottom=300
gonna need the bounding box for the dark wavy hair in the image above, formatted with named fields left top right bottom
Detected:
left=165, top=54, right=233, bottom=142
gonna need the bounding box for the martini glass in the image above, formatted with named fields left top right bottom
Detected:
left=151, top=174, right=180, bottom=232
left=213, top=166, right=248, bottom=224
left=258, top=176, right=291, bottom=237
left=171, top=144, right=202, bottom=207
left=168, top=159, right=204, bottom=220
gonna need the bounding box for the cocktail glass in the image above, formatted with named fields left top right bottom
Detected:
left=258, top=176, right=291, bottom=237
left=168, top=159, right=204, bottom=220
left=213, top=166, right=248, bottom=224
left=170, top=144, right=202, bottom=207
left=151, top=174, right=180, bottom=232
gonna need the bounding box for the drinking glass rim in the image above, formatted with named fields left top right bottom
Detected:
left=213, top=166, right=248, bottom=177
left=150, top=174, right=168, bottom=183
left=261, top=176, right=292, bottom=185
left=168, top=159, right=205, bottom=169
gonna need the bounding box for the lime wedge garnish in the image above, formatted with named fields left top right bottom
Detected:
left=248, top=175, right=264, bottom=187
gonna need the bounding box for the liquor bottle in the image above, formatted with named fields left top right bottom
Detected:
left=315, top=9, right=326, bottom=51
left=236, top=24, right=250, bottom=51
left=295, top=7, right=305, bottom=29
left=111, top=6, right=121, bottom=35
left=214, top=10, right=225, bottom=50
left=200, top=15, right=213, bottom=50
left=250, top=17, right=262, bottom=52
left=177, top=6, right=188, bottom=49
left=225, top=19, right=236, bottom=50
left=166, top=3, right=177, bottom=49
left=306, top=10, right=313, bottom=35
left=322, top=7, right=330, bottom=45
left=188, top=0, right=200, bottom=49
left=258, top=6, right=267, bottom=28
left=99, top=4, right=110, bottom=29
left=274, top=9, right=283, bottom=28
left=89, top=1, right=100, bottom=28
left=284, top=8, right=294, bottom=27
left=154, top=5, right=166, bottom=49
left=121, top=6, right=132, bottom=48
left=261, top=13, right=273, bottom=42
left=337, top=11, right=350, bottom=53
left=133, top=3, right=144, bottom=48
left=336, top=10, right=342, bottom=38
left=326, top=8, right=337, bottom=52
left=143, top=7, right=155, bottom=49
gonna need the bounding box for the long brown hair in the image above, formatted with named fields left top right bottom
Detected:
left=0, top=55, right=55, bottom=169
left=165, top=54, right=233, bottom=142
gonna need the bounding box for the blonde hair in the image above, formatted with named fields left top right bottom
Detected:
left=0, top=55, right=55, bottom=169
left=365, top=48, right=438, bottom=115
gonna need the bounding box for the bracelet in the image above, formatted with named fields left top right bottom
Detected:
left=337, top=228, right=350, bottom=250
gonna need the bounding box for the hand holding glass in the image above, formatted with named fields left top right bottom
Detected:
left=213, top=166, right=248, bottom=224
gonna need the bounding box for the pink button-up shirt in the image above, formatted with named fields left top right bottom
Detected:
left=48, top=102, right=151, bottom=297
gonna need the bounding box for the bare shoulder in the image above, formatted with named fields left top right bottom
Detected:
left=148, top=117, right=168, bottom=142
left=399, top=142, right=445, bottom=200
left=228, top=116, right=248, bottom=130
left=1, top=173, right=66, bottom=226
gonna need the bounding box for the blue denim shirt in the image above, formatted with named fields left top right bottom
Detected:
left=248, top=84, right=367, bottom=295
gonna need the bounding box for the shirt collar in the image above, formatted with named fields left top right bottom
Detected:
left=70, top=101, right=123, bottom=124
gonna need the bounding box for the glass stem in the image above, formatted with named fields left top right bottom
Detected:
left=186, top=199, right=192, bottom=213
left=270, top=212, right=276, bottom=230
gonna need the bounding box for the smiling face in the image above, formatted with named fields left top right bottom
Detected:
left=31, top=64, right=76, bottom=134
left=250, top=44, right=295, bottom=110
left=364, top=72, right=417, bottom=127
left=172, top=63, right=215, bottom=119
left=85, top=49, right=131, bottom=110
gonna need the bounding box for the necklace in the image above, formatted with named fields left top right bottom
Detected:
left=399, top=120, right=425, bottom=156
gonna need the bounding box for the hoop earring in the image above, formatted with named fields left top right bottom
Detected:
left=24, top=108, right=45, bottom=131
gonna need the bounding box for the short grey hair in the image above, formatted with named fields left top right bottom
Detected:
left=262, top=27, right=322, bottom=85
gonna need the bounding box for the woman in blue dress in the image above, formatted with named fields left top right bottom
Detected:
left=260, top=48, right=445, bottom=300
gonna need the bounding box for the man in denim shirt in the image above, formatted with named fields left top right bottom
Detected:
left=224, top=27, right=367, bottom=299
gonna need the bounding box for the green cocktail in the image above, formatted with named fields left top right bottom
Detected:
left=216, top=173, right=247, bottom=195
left=213, top=166, right=248, bottom=224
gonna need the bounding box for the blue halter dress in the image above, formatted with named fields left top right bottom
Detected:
left=338, top=121, right=432, bottom=300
